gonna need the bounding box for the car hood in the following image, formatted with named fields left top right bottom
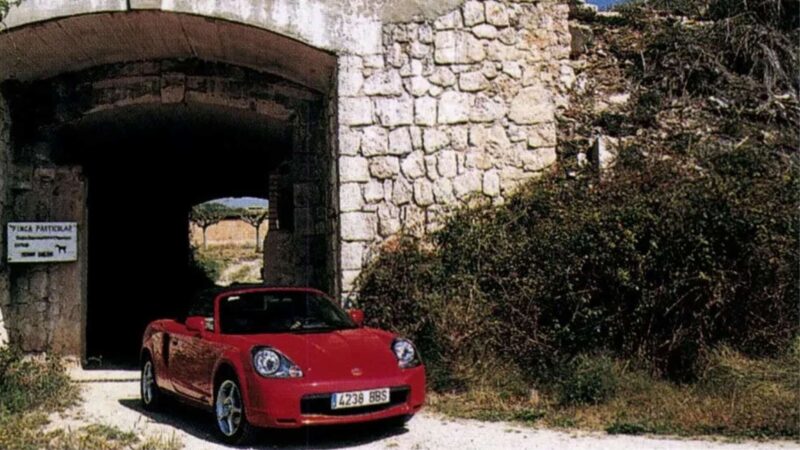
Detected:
left=234, top=327, right=400, bottom=380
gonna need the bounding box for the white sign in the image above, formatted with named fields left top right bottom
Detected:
left=7, top=222, right=78, bottom=263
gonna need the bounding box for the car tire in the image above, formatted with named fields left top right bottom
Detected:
left=214, top=376, right=257, bottom=446
left=140, top=356, right=163, bottom=411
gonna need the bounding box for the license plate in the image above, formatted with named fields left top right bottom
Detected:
left=331, top=388, right=390, bottom=410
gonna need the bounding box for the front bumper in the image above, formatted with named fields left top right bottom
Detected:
left=243, top=366, right=426, bottom=428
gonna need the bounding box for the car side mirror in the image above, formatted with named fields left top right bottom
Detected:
left=348, top=309, right=365, bottom=327
left=185, top=316, right=206, bottom=334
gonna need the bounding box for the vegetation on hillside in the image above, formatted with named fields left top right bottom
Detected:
left=357, top=0, right=799, bottom=438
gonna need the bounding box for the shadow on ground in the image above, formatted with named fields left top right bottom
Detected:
left=119, top=398, right=409, bottom=449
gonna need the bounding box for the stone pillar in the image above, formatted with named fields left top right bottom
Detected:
left=7, top=165, right=87, bottom=356
left=0, top=94, right=9, bottom=348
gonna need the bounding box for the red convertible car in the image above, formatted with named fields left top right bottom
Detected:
left=139, top=285, right=425, bottom=445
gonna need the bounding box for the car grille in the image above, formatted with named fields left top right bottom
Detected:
left=300, top=386, right=410, bottom=416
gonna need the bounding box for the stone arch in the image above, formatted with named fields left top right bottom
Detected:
left=0, top=9, right=341, bottom=359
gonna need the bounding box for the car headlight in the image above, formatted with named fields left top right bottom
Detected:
left=392, top=338, right=421, bottom=368
left=252, top=347, right=303, bottom=378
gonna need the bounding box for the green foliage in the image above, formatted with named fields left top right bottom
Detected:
left=0, top=347, right=76, bottom=415
left=558, top=354, right=619, bottom=406
left=359, top=142, right=798, bottom=384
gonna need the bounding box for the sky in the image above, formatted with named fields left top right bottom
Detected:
left=588, top=0, right=624, bottom=9
left=211, top=197, right=268, bottom=208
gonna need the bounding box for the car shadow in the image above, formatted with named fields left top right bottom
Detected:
left=118, top=398, right=409, bottom=449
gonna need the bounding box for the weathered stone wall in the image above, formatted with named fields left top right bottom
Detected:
left=5, top=166, right=87, bottom=355
left=336, top=0, right=573, bottom=295
left=0, top=96, right=10, bottom=348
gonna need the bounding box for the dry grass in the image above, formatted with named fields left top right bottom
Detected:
left=0, top=349, right=182, bottom=450
left=430, top=347, right=800, bottom=439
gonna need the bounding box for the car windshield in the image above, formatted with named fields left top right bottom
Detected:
left=218, top=291, right=356, bottom=334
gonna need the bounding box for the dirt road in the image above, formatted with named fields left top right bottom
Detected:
left=55, top=372, right=799, bottom=450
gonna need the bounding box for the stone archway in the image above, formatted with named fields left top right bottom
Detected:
left=0, top=11, right=340, bottom=360
left=0, top=0, right=575, bottom=360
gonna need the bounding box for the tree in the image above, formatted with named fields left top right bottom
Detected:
left=190, top=202, right=229, bottom=250
left=0, top=1, right=20, bottom=22
left=239, top=207, right=269, bottom=252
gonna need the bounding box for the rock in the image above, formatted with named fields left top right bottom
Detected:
left=375, top=96, right=414, bottom=127
left=378, top=204, right=401, bottom=236
left=463, top=1, right=485, bottom=26
left=526, top=123, right=557, bottom=148
left=363, top=180, right=384, bottom=203
left=369, top=156, right=400, bottom=179
left=434, top=9, right=463, bottom=30
left=429, top=67, right=457, bottom=87
left=401, top=151, right=426, bottom=179
left=361, top=126, right=389, bottom=156
left=483, top=170, right=501, bottom=196
left=424, top=128, right=450, bottom=153
left=340, top=97, right=373, bottom=126
left=459, top=71, right=488, bottom=92
left=470, top=94, right=507, bottom=122
left=389, top=128, right=413, bottom=155
left=339, top=156, right=370, bottom=182
left=341, top=242, right=365, bottom=270
left=339, top=183, right=364, bottom=212
left=415, top=96, right=438, bottom=126
left=338, top=57, right=364, bottom=96
left=339, top=128, right=361, bottom=156
left=433, top=178, right=456, bottom=203
left=485, top=1, right=510, bottom=26
left=437, top=150, right=458, bottom=178
left=435, top=31, right=485, bottom=64
left=405, top=76, right=432, bottom=97
left=509, top=86, right=554, bottom=124
left=363, top=70, right=403, bottom=96
left=502, top=61, right=522, bottom=79
left=418, top=23, right=434, bottom=44
left=340, top=212, right=376, bottom=241
left=591, top=135, right=619, bottom=171
left=453, top=171, right=483, bottom=198
left=409, top=41, right=431, bottom=59
left=414, top=179, right=435, bottom=206
left=450, top=126, right=469, bottom=150
left=392, top=178, right=412, bottom=205
left=438, top=91, right=472, bottom=124
left=472, top=24, right=498, bottom=39
left=521, top=147, right=557, bottom=172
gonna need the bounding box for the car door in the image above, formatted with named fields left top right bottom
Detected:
left=170, top=323, right=220, bottom=403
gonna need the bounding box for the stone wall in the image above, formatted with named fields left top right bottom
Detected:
left=0, top=96, right=10, bottom=347
left=336, top=0, right=573, bottom=295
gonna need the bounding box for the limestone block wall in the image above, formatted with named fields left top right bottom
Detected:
left=336, top=0, right=573, bottom=295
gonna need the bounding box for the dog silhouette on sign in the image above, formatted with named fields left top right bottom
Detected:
left=56, top=245, right=67, bottom=254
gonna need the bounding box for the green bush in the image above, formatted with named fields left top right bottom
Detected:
left=358, top=142, right=798, bottom=384
left=0, top=347, right=76, bottom=414
left=558, top=354, right=619, bottom=406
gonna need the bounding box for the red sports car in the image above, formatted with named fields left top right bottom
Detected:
left=139, top=285, right=425, bottom=445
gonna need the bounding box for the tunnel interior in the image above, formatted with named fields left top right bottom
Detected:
left=54, top=104, right=292, bottom=365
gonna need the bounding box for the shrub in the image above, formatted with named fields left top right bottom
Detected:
left=358, top=142, right=798, bottom=383
left=0, top=347, right=76, bottom=414
left=558, top=354, right=619, bottom=406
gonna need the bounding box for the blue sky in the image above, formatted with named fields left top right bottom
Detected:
left=212, top=197, right=268, bottom=208
left=588, top=0, right=624, bottom=9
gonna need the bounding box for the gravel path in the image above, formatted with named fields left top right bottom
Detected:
left=53, top=373, right=800, bottom=450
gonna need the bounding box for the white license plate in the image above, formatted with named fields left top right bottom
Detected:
left=331, top=388, right=390, bottom=410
